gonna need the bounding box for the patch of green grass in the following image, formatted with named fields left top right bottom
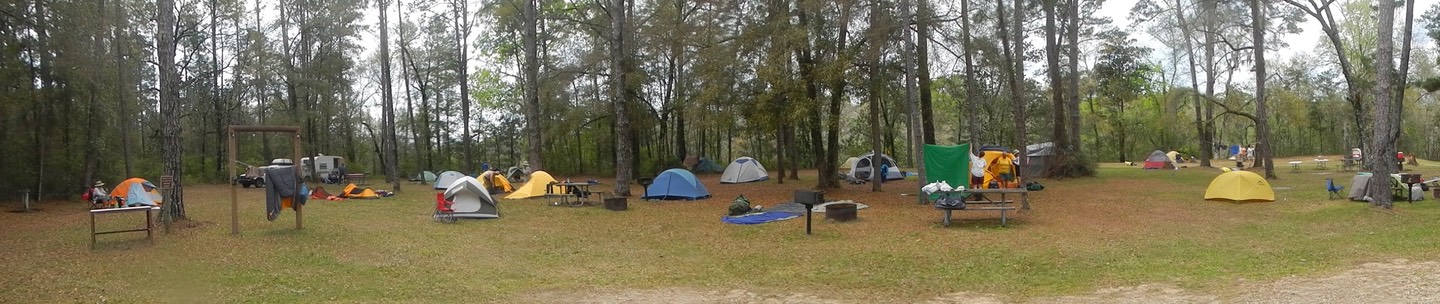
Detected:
left=3, top=165, right=1440, bottom=302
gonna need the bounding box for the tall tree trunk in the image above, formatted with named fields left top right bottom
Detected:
left=113, top=0, right=134, bottom=177
left=210, top=0, right=224, bottom=179
left=823, top=2, right=852, bottom=189
left=158, top=0, right=186, bottom=220
left=998, top=0, right=1026, bottom=169
left=1065, top=0, right=1081, bottom=152
left=380, top=0, right=401, bottom=190
left=454, top=0, right=473, bottom=174
left=795, top=5, right=830, bottom=189
left=523, top=0, right=544, bottom=172
left=1251, top=0, right=1275, bottom=179
left=1394, top=0, right=1415, bottom=150
left=963, top=0, right=979, bottom=151
left=1368, top=0, right=1397, bottom=208
left=1045, top=0, right=1064, bottom=176
left=1174, top=0, right=1209, bottom=167
left=1203, top=1, right=1219, bottom=161
left=1281, top=0, right=1368, bottom=150
left=917, top=0, right=935, bottom=145
left=903, top=0, right=924, bottom=201
left=866, top=0, right=886, bottom=192
left=611, top=0, right=634, bottom=196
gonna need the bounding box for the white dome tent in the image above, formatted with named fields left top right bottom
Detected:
left=720, top=157, right=769, bottom=184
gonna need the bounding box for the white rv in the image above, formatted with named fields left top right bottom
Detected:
left=300, top=155, right=346, bottom=179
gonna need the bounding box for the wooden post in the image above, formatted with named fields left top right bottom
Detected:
left=228, top=127, right=239, bottom=235
left=292, top=132, right=303, bottom=230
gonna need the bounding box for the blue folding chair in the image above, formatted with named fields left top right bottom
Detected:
left=1326, top=178, right=1344, bottom=200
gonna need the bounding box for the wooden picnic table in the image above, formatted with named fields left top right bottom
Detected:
left=90, top=206, right=160, bottom=249
left=932, top=188, right=1030, bottom=227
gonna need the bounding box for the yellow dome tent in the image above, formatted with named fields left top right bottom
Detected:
left=1204, top=171, right=1274, bottom=202
left=505, top=171, right=565, bottom=199
left=479, top=171, right=513, bottom=193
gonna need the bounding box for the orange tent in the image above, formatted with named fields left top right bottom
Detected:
left=310, top=186, right=333, bottom=199
left=110, top=178, right=162, bottom=206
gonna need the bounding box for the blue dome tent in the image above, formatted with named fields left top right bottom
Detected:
left=642, top=169, right=711, bottom=200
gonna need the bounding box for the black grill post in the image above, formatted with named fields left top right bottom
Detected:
left=794, top=190, right=823, bottom=235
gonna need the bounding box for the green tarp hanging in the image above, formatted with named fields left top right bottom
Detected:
left=924, top=144, right=971, bottom=188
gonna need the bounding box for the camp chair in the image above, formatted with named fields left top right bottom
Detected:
left=433, top=192, right=456, bottom=223
left=1326, top=178, right=1344, bottom=200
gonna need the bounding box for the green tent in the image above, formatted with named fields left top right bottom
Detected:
left=413, top=171, right=437, bottom=183
left=924, top=144, right=972, bottom=189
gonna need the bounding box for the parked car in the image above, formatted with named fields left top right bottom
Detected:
left=234, top=164, right=267, bottom=188
left=235, top=173, right=265, bottom=188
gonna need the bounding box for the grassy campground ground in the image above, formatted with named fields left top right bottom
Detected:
left=4, top=157, right=1440, bottom=302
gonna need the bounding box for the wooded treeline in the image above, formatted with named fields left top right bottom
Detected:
left=2, top=0, right=1436, bottom=209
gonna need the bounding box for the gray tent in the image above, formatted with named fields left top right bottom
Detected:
left=412, top=171, right=437, bottom=183
left=1024, top=142, right=1054, bottom=176
left=434, top=171, right=466, bottom=190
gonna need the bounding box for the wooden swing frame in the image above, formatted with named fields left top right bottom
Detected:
left=227, top=125, right=304, bottom=235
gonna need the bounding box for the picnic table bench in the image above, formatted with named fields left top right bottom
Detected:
left=345, top=173, right=366, bottom=185
left=90, top=206, right=159, bottom=249
left=933, top=188, right=1029, bottom=227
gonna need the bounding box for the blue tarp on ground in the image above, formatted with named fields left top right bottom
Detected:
left=642, top=169, right=711, bottom=200
left=722, top=211, right=800, bottom=225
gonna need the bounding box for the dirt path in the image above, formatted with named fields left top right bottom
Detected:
left=521, top=259, right=1440, bottom=303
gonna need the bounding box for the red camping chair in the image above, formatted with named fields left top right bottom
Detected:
left=434, top=192, right=456, bottom=223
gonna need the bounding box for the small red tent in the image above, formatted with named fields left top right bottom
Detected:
left=1143, top=150, right=1176, bottom=170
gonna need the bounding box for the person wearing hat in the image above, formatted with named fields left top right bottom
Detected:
left=88, top=180, right=111, bottom=209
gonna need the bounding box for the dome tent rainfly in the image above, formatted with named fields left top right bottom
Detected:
left=413, top=171, right=437, bottom=183
left=848, top=152, right=903, bottom=181
left=840, top=156, right=861, bottom=170
left=720, top=157, right=769, bottom=184
left=642, top=169, right=711, bottom=200
left=433, top=171, right=466, bottom=190
left=505, top=170, right=566, bottom=199
left=110, top=178, right=162, bottom=207
left=1143, top=150, right=1176, bottom=170
left=444, top=176, right=500, bottom=219
left=1204, top=171, right=1274, bottom=202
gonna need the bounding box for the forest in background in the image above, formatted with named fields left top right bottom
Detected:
left=2, top=0, right=1437, bottom=211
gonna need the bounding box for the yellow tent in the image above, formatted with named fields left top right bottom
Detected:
left=505, top=171, right=565, bottom=199
left=980, top=149, right=1020, bottom=188
left=481, top=171, right=513, bottom=193
left=1204, top=171, right=1274, bottom=202
left=341, top=183, right=380, bottom=199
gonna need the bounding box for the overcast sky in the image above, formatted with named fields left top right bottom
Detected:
left=1097, top=0, right=1440, bottom=62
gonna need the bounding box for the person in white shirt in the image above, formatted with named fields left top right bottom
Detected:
left=88, top=180, right=110, bottom=209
